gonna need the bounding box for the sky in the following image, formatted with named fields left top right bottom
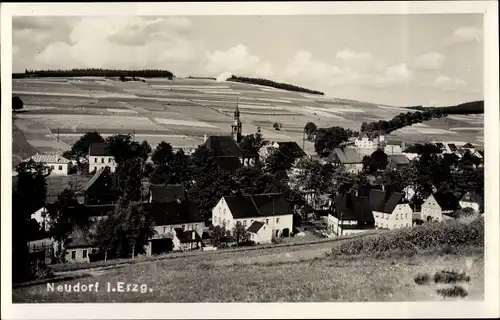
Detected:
left=12, top=14, right=483, bottom=106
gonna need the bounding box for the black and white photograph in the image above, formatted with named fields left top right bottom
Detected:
left=1, top=1, right=499, bottom=318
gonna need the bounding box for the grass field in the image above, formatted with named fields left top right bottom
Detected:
left=12, top=77, right=484, bottom=159
left=12, top=218, right=484, bottom=303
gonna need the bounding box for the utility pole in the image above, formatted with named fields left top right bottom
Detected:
left=57, top=128, right=60, bottom=142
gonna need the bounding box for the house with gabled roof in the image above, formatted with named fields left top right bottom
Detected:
left=384, top=139, right=405, bottom=155
left=88, top=142, right=117, bottom=173
left=83, top=167, right=117, bottom=205
left=27, top=154, right=72, bottom=175
left=267, top=141, right=307, bottom=160
left=402, top=145, right=420, bottom=161
left=212, top=193, right=293, bottom=239
left=354, top=131, right=385, bottom=153
left=421, top=191, right=460, bottom=222
left=459, top=191, right=483, bottom=213
left=388, top=154, right=410, bottom=170
left=202, top=135, right=259, bottom=168
left=247, top=221, right=273, bottom=244
left=328, top=194, right=375, bottom=236
left=328, top=148, right=363, bottom=174
left=369, top=189, right=412, bottom=230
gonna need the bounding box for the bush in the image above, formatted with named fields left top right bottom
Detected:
left=414, top=273, right=431, bottom=285
left=329, top=217, right=484, bottom=257
left=437, top=285, right=468, bottom=298
left=433, top=270, right=470, bottom=284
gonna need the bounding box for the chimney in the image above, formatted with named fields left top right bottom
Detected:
left=203, top=134, right=208, bottom=143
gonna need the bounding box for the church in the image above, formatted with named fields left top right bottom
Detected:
left=202, top=101, right=259, bottom=170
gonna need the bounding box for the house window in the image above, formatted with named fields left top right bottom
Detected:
left=405, top=213, right=408, bottom=219
left=71, top=251, right=76, bottom=259
left=94, top=158, right=97, bottom=163
left=83, top=250, right=88, bottom=259
left=182, top=225, right=186, bottom=230
left=243, top=220, right=247, bottom=227
left=58, top=165, right=63, bottom=170
left=50, top=165, right=55, bottom=170
left=276, top=218, right=280, bottom=224
left=266, top=219, right=269, bottom=224
left=163, top=227, right=167, bottom=233
left=108, top=158, right=112, bottom=163
left=101, top=158, right=104, bottom=163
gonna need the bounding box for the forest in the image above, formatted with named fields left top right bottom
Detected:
left=12, top=68, right=175, bottom=79
left=408, top=100, right=484, bottom=115
left=227, top=75, right=324, bottom=95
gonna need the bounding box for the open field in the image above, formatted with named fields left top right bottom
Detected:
left=12, top=245, right=483, bottom=302
left=12, top=77, right=484, bottom=158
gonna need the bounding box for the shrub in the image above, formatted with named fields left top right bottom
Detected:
left=437, top=285, right=468, bottom=298
left=329, top=217, right=484, bottom=257
left=433, top=270, right=470, bottom=284
left=414, top=273, right=431, bottom=285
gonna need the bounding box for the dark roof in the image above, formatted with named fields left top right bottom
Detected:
left=478, top=150, right=484, bottom=157
left=89, top=143, right=112, bottom=156
left=224, top=194, right=292, bottom=219
left=65, top=237, right=97, bottom=249
left=277, top=141, right=307, bottom=158
left=148, top=201, right=203, bottom=225
left=448, top=143, right=458, bottom=152
left=460, top=191, right=482, bottom=203
left=214, top=156, right=243, bottom=172
left=403, top=145, right=420, bottom=153
left=328, top=148, right=362, bottom=164
left=386, top=140, right=402, bottom=146
left=83, top=167, right=106, bottom=191
left=389, top=154, right=409, bottom=165
left=333, top=194, right=374, bottom=223
left=369, top=190, right=405, bottom=214
left=463, top=142, right=475, bottom=148
left=149, top=184, right=186, bottom=203
left=203, top=136, right=243, bottom=158
left=435, top=142, right=445, bottom=149
left=432, top=192, right=459, bottom=211
left=175, top=229, right=202, bottom=243
left=247, top=221, right=265, bottom=233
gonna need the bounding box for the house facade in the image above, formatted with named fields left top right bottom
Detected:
left=247, top=221, right=273, bottom=244
left=369, top=190, right=413, bottom=230
left=421, top=192, right=459, bottom=222
left=88, top=143, right=117, bottom=173
left=329, top=194, right=375, bottom=236
left=29, top=154, right=72, bottom=175
left=203, top=135, right=259, bottom=168
left=384, top=140, right=405, bottom=155
left=459, top=191, right=482, bottom=213
left=328, top=148, right=363, bottom=174
left=212, top=194, right=293, bottom=239
left=354, top=132, right=385, bottom=153
left=83, top=167, right=117, bottom=205
left=388, top=154, right=410, bottom=170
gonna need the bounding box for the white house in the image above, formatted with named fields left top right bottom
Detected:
left=329, top=194, right=375, bottom=236
left=421, top=192, right=460, bottom=222
left=384, top=140, right=405, bottom=155
left=369, top=190, right=413, bottom=230
left=459, top=191, right=482, bottom=213
left=246, top=221, right=273, bottom=244
left=88, top=143, right=117, bottom=173
left=212, top=194, right=293, bottom=239
left=354, top=132, right=385, bottom=154
left=29, top=154, right=72, bottom=175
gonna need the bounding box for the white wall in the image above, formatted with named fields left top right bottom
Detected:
left=249, top=224, right=273, bottom=244
left=459, top=201, right=480, bottom=213
left=421, top=195, right=444, bottom=222
left=212, top=197, right=293, bottom=237
left=154, top=222, right=204, bottom=237
left=385, top=145, right=402, bottom=155
left=66, top=247, right=95, bottom=263
left=373, top=204, right=412, bottom=229
left=89, top=155, right=117, bottom=173
left=404, top=153, right=419, bottom=161
left=47, top=162, right=69, bottom=175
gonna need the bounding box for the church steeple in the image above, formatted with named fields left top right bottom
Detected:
left=231, top=98, right=242, bottom=143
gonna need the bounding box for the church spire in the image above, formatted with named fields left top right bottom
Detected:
left=231, top=98, right=242, bottom=143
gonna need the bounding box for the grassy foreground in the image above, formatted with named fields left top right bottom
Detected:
left=13, top=219, right=484, bottom=302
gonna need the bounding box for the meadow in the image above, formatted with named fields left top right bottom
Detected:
left=12, top=77, right=484, bottom=159
left=12, top=218, right=484, bottom=302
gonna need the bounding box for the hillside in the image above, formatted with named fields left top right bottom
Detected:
left=12, top=218, right=484, bottom=302
left=409, top=100, right=484, bottom=115
left=227, top=75, right=325, bottom=95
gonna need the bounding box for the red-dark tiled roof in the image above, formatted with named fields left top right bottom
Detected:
left=224, top=194, right=292, bottom=219
left=149, top=184, right=186, bottom=203
left=247, top=221, right=265, bottom=233
left=89, top=143, right=113, bottom=156
left=433, top=192, right=459, bottom=211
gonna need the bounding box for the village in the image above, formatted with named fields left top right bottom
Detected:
left=16, top=103, right=484, bottom=268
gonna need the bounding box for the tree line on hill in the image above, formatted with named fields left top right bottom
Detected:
left=408, top=100, right=484, bottom=115
left=227, top=75, right=324, bottom=95
left=13, top=68, right=174, bottom=79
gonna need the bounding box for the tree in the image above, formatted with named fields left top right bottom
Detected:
left=12, top=160, right=50, bottom=282
left=150, top=149, right=192, bottom=186
left=232, top=166, right=271, bottom=195
left=212, top=225, right=226, bottom=246
left=265, top=145, right=296, bottom=175
left=114, top=158, right=145, bottom=201
left=70, top=131, right=104, bottom=158
left=151, top=141, right=174, bottom=166
left=105, top=134, right=150, bottom=165
left=12, top=96, right=24, bottom=112
left=273, top=122, right=282, bottom=130
left=94, top=200, right=154, bottom=260
left=239, top=132, right=269, bottom=155
left=232, top=221, right=249, bottom=245
left=314, top=127, right=349, bottom=157
left=304, top=122, right=317, bottom=140
left=362, top=149, right=388, bottom=173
